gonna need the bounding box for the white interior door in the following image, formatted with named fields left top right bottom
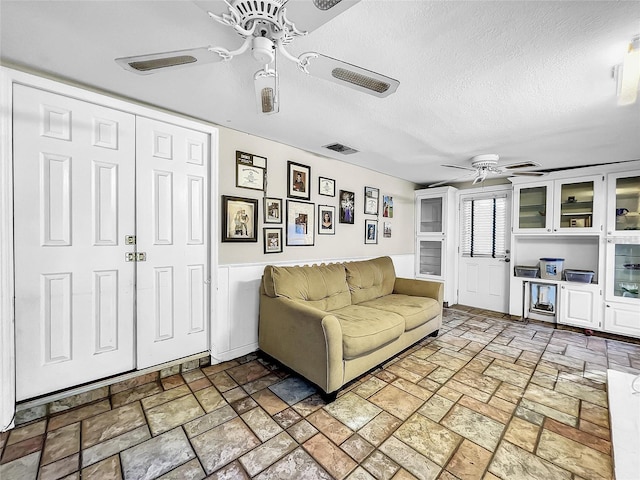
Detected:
left=135, top=117, right=209, bottom=369
left=13, top=85, right=136, bottom=400
left=457, top=190, right=512, bottom=313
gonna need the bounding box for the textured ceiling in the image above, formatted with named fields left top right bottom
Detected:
left=1, top=0, right=639, bottom=186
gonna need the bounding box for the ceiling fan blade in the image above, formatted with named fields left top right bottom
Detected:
left=510, top=171, right=548, bottom=177
left=303, top=53, right=399, bottom=98
left=441, top=163, right=477, bottom=172
left=115, top=46, right=224, bottom=75
left=428, top=172, right=476, bottom=188
left=283, top=0, right=362, bottom=33
left=501, top=160, right=541, bottom=170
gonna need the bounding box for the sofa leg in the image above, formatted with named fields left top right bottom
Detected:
left=428, top=329, right=439, bottom=338
left=321, top=390, right=338, bottom=403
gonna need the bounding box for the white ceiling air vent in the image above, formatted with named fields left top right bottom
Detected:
left=324, top=143, right=359, bottom=155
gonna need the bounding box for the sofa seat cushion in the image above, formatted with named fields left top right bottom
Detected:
left=361, top=294, right=440, bottom=331
left=331, top=305, right=405, bottom=359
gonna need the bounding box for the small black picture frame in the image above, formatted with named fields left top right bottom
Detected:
left=287, top=161, right=311, bottom=200
left=365, top=219, right=378, bottom=244
left=339, top=190, right=355, bottom=224
left=263, top=197, right=282, bottom=224
left=318, top=205, right=336, bottom=235
left=318, top=177, right=336, bottom=197
left=221, top=195, right=258, bottom=242
left=263, top=227, right=283, bottom=254
left=364, top=186, right=379, bottom=215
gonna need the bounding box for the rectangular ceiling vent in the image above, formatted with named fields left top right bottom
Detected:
left=313, top=0, right=343, bottom=11
left=324, top=143, right=359, bottom=155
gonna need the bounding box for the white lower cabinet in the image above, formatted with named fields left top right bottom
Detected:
left=605, top=302, right=640, bottom=338
left=558, top=283, right=601, bottom=330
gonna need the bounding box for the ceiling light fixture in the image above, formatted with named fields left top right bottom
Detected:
left=614, top=35, right=640, bottom=106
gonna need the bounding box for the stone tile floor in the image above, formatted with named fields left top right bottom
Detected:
left=2, top=306, right=640, bottom=480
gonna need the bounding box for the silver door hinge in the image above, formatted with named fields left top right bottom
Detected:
left=125, top=252, right=146, bottom=262
left=125, top=235, right=136, bottom=245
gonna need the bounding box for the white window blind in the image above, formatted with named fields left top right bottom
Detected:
left=461, top=195, right=507, bottom=257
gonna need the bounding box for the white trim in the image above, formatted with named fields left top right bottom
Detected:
left=0, top=68, right=17, bottom=431
left=0, top=66, right=219, bottom=429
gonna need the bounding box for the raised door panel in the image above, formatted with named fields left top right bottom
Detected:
left=135, top=117, right=209, bottom=369
left=605, top=303, right=640, bottom=338
left=559, top=284, right=600, bottom=329
left=13, top=85, right=136, bottom=400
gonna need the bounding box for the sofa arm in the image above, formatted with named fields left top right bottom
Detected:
left=393, top=277, right=444, bottom=305
left=259, top=295, right=344, bottom=394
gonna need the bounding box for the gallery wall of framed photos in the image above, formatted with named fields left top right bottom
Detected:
left=217, top=127, right=419, bottom=265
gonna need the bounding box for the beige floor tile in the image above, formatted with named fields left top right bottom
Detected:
left=41, top=423, right=79, bottom=466
left=307, top=409, right=354, bottom=445
left=239, top=431, right=297, bottom=476
left=523, top=383, right=580, bottom=417
left=194, top=386, right=227, bottom=413
left=141, top=385, right=191, bottom=410
left=303, top=433, right=357, bottom=480
left=252, top=389, right=289, bottom=416
left=503, top=417, right=540, bottom=453
left=536, top=429, right=613, bottom=480
left=361, top=450, right=399, bottom=480
left=418, top=395, right=455, bottom=423
left=441, top=405, right=505, bottom=452
left=146, top=394, right=205, bottom=436
left=446, top=439, right=492, bottom=480
left=394, top=413, right=461, bottom=466
left=543, top=418, right=611, bottom=455
left=48, top=400, right=111, bottom=432
left=81, top=455, right=122, bottom=480
left=287, top=419, right=319, bottom=444
left=241, top=407, right=283, bottom=442
left=457, top=396, right=510, bottom=424
left=324, top=392, right=382, bottom=431
left=81, top=402, right=146, bottom=449
left=358, top=411, right=403, bottom=447
left=489, top=441, right=571, bottom=480
left=341, top=434, right=375, bottom=463
left=369, top=385, right=424, bottom=421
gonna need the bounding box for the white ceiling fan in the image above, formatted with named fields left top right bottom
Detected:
left=428, top=154, right=547, bottom=187
left=115, top=0, right=399, bottom=115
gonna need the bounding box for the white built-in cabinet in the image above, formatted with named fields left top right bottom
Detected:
left=559, top=283, right=601, bottom=330
left=1, top=67, right=218, bottom=418
left=415, top=186, right=457, bottom=305
left=510, top=162, right=640, bottom=338
left=512, top=175, right=604, bottom=235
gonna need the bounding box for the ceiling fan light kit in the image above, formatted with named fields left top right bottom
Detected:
left=115, top=0, right=399, bottom=114
left=428, top=154, right=547, bottom=188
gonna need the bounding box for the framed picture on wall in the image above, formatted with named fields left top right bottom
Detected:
left=221, top=195, right=258, bottom=242
left=364, top=186, right=379, bottom=215
left=286, top=200, right=315, bottom=246
left=235, top=151, right=266, bottom=191
left=287, top=161, right=311, bottom=200
left=339, top=190, right=355, bottom=224
left=383, top=195, right=393, bottom=218
left=318, top=205, right=335, bottom=235
left=318, top=177, right=336, bottom=197
left=264, top=197, right=282, bottom=224
left=383, top=221, right=392, bottom=238
left=263, top=228, right=283, bottom=254
left=365, top=219, right=378, bottom=244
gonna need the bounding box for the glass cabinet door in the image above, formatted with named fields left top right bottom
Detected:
left=558, top=180, right=595, bottom=229
left=553, top=175, right=603, bottom=233
left=608, top=242, right=640, bottom=302
left=419, top=197, right=444, bottom=234
left=514, top=183, right=550, bottom=232
left=418, top=239, right=443, bottom=277
left=608, top=173, right=640, bottom=235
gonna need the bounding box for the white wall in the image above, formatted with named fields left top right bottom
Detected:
left=218, top=127, right=418, bottom=265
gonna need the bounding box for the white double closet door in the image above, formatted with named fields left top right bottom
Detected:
left=13, top=85, right=210, bottom=401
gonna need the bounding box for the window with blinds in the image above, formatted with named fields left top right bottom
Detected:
left=461, top=195, right=507, bottom=257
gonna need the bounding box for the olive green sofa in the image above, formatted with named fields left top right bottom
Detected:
left=259, top=256, right=443, bottom=396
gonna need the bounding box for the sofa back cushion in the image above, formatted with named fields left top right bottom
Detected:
left=344, top=256, right=396, bottom=304
left=262, top=263, right=352, bottom=311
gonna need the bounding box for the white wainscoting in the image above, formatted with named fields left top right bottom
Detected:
left=213, top=254, right=415, bottom=362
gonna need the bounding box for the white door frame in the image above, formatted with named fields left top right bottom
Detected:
left=0, top=67, right=219, bottom=431
left=456, top=184, right=512, bottom=312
